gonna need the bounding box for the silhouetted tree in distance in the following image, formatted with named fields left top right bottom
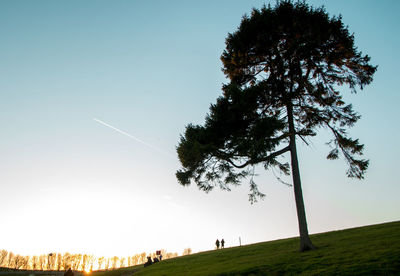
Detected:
left=31, top=255, right=39, bottom=270
left=0, top=249, right=179, bottom=271
left=0, top=250, right=7, bottom=267
left=119, top=257, right=126, bottom=268
left=176, top=1, right=376, bottom=252
left=111, top=256, right=119, bottom=269
left=39, top=254, right=46, bottom=270
left=182, top=248, right=192, bottom=256
left=56, top=253, right=63, bottom=271
left=61, top=252, right=72, bottom=271
left=7, top=252, right=14, bottom=268
left=11, top=254, right=25, bottom=269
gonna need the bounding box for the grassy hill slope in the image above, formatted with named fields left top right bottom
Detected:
left=97, top=221, right=400, bottom=276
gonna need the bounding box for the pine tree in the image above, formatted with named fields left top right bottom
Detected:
left=176, top=1, right=376, bottom=251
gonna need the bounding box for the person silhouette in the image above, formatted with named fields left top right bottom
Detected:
left=221, top=239, right=225, bottom=248
left=64, top=268, right=74, bottom=276
left=144, top=256, right=153, bottom=267
left=215, top=239, right=220, bottom=249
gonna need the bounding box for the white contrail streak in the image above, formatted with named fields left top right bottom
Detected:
left=93, top=118, right=174, bottom=158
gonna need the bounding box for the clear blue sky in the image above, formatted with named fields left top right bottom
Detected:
left=0, top=0, right=399, bottom=258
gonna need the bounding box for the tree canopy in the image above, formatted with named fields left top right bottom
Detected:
left=176, top=1, right=376, bottom=251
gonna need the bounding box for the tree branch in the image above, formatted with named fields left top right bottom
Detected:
left=217, top=145, right=290, bottom=169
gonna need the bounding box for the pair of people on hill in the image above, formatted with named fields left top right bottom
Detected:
left=144, top=255, right=162, bottom=267
left=215, top=238, right=225, bottom=249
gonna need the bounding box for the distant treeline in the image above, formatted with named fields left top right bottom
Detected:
left=0, top=249, right=178, bottom=272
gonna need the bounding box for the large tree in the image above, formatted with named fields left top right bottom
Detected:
left=176, top=1, right=376, bottom=251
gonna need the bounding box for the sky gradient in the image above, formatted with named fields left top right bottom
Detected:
left=0, top=0, right=399, bottom=258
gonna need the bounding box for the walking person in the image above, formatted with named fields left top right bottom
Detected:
left=215, top=239, right=220, bottom=249
left=221, top=239, right=225, bottom=249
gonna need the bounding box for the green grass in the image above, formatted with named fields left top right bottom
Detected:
left=94, top=221, right=400, bottom=276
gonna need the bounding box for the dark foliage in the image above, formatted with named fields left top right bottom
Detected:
left=177, top=1, right=376, bottom=203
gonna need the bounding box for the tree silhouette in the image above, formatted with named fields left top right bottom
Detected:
left=182, top=248, right=192, bottom=255
left=0, top=250, right=7, bottom=267
left=176, top=1, right=376, bottom=251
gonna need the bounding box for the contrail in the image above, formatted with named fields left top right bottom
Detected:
left=93, top=118, right=174, bottom=158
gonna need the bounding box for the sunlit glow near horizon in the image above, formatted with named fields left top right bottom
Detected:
left=0, top=249, right=179, bottom=272
left=0, top=0, right=399, bottom=265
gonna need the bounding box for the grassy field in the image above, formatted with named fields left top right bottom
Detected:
left=2, top=221, right=399, bottom=275
left=94, top=221, right=400, bottom=276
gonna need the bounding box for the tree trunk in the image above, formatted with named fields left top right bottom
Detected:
left=287, top=102, right=315, bottom=252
